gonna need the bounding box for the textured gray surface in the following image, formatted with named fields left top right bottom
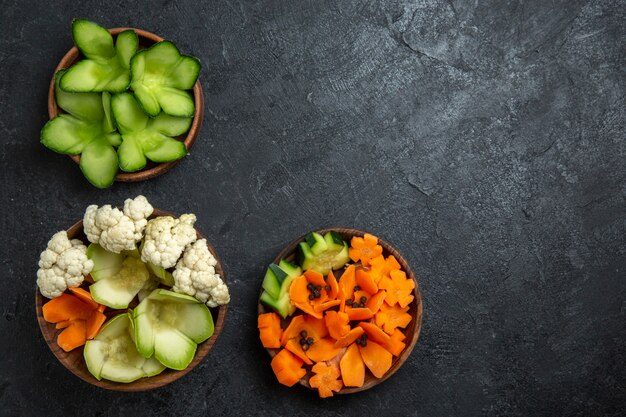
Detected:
left=0, top=0, right=625, bottom=416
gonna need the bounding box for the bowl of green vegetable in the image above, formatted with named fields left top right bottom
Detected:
left=44, top=19, right=204, bottom=188
left=35, top=197, right=229, bottom=391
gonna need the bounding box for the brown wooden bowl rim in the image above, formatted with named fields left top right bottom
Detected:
left=47, top=27, right=204, bottom=183
left=257, top=227, right=423, bottom=395
left=35, top=208, right=228, bottom=391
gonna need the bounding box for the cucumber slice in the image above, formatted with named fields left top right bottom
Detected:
left=84, top=313, right=165, bottom=383
left=149, top=111, right=193, bottom=137
left=40, top=115, right=92, bottom=155
left=55, top=70, right=104, bottom=122
left=278, top=260, right=302, bottom=278
left=101, top=92, right=115, bottom=133
left=260, top=290, right=295, bottom=319
left=87, top=243, right=124, bottom=282
left=297, top=232, right=349, bottom=275
left=112, top=93, right=190, bottom=170
left=154, top=327, right=197, bottom=371
left=79, top=139, right=119, bottom=189
left=262, top=264, right=287, bottom=300
left=133, top=289, right=213, bottom=368
left=115, top=30, right=138, bottom=69
left=71, top=19, right=116, bottom=60
left=146, top=262, right=175, bottom=287
left=89, top=256, right=150, bottom=309
left=130, top=41, right=200, bottom=117
left=305, top=232, right=328, bottom=255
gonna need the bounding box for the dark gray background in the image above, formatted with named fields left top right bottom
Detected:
left=0, top=0, right=624, bottom=416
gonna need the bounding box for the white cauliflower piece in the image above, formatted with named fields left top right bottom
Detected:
left=36, top=231, right=94, bottom=299
left=172, top=239, right=230, bottom=307
left=141, top=214, right=197, bottom=269
left=83, top=195, right=153, bottom=253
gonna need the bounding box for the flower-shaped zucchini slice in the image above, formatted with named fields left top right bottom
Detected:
left=60, top=19, right=138, bottom=93
left=111, top=92, right=191, bottom=172
left=41, top=70, right=120, bottom=188
left=130, top=41, right=200, bottom=117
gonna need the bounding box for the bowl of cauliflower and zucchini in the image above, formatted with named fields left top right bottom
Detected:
left=35, top=195, right=229, bottom=391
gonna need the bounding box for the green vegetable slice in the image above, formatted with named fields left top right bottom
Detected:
left=60, top=20, right=138, bottom=93
left=112, top=92, right=190, bottom=172
left=41, top=70, right=120, bottom=188
left=130, top=41, right=200, bottom=117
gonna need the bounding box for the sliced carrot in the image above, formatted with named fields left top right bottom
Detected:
left=55, top=320, right=73, bottom=330
left=359, top=341, right=392, bottom=378
left=97, top=304, right=106, bottom=313
left=358, top=322, right=391, bottom=345
left=305, top=315, right=329, bottom=339
left=375, top=303, right=412, bottom=334
left=68, top=287, right=99, bottom=309
left=378, top=270, right=415, bottom=308
left=369, top=254, right=401, bottom=284
left=306, top=338, right=342, bottom=363
left=349, top=233, right=383, bottom=267
left=85, top=310, right=107, bottom=340
left=42, top=293, right=93, bottom=323
left=346, top=307, right=374, bottom=321
left=57, top=320, right=87, bottom=352
left=338, top=265, right=356, bottom=301
left=355, top=269, right=378, bottom=295
left=384, top=329, right=407, bottom=357
left=285, top=339, right=313, bottom=365
left=293, top=302, right=323, bottom=319
left=338, top=285, right=346, bottom=312
left=281, top=315, right=306, bottom=346
left=366, top=290, right=386, bottom=314
left=325, top=311, right=350, bottom=340
left=288, top=276, right=310, bottom=304
left=334, top=327, right=364, bottom=348
left=258, top=312, right=283, bottom=349
left=313, top=299, right=341, bottom=312
left=309, top=362, right=343, bottom=398
left=304, top=270, right=325, bottom=287
left=326, top=270, right=339, bottom=300
left=271, top=349, right=306, bottom=387
left=351, top=290, right=371, bottom=305
left=281, top=315, right=326, bottom=346
left=340, top=343, right=365, bottom=387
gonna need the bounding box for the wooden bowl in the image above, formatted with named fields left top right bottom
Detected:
left=258, top=227, right=423, bottom=394
left=36, top=209, right=227, bottom=391
left=47, top=27, right=204, bottom=182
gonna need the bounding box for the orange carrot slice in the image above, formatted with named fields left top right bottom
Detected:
left=366, top=290, right=386, bottom=314
left=304, top=270, right=325, bottom=287
left=349, top=233, right=383, bottom=266
left=338, top=265, right=356, bottom=301
left=85, top=310, right=107, bottom=340
left=305, top=315, right=329, bottom=339
left=326, top=270, right=339, bottom=300
left=358, top=322, right=391, bottom=345
left=285, top=339, right=313, bottom=365
left=97, top=304, right=106, bottom=313
left=355, top=269, right=378, bottom=295
left=309, top=362, right=343, bottom=398
left=293, top=302, right=323, bottom=319
left=289, top=276, right=310, bottom=304
left=271, top=349, right=306, bottom=387
left=55, top=320, right=73, bottom=330
left=258, top=312, right=283, bottom=349
left=313, top=299, right=341, bottom=312
left=325, top=311, right=350, bottom=340
left=375, top=303, right=412, bottom=334
left=346, top=307, right=374, bottom=321
left=334, top=327, right=364, bottom=348
left=340, top=343, right=365, bottom=387
left=384, top=329, right=407, bottom=356
left=42, top=293, right=93, bottom=323
left=359, top=341, right=392, bottom=378
left=306, top=338, right=342, bottom=363
left=57, top=320, right=87, bottom=352
left=369, top=255, right=401, bottom=284
left=378, top=270, right=415, bottom=308
left=68, top=287, right=99, bottom=309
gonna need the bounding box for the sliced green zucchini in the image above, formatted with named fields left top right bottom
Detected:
left=88, top=255, right=151, bottom=309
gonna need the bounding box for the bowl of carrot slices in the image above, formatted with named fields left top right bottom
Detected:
left=257, top=228, right=423, bottom=397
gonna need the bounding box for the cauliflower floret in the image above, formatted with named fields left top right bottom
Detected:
left=141, top=214, right=197, bottom=269
left=36, top=231, right=94, bottom=299
left=83, top=195, right=153, bottom=253
left=172, top=239, right=230, bottom=307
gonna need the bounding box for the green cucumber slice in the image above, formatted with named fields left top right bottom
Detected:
left=156, top=88, right=195, bottom=117
left=89, top=256, right=150, bottom=309
left=71, top=19, right=116, bottom=60
left=297, top=232, right=349, bottom=275
left=40, top=115, right=92, bottom=155
left=142, top=134, right=187, bottom=163
left=79, top=139, right=119, bottom=189
left=332, top=242, right=350, bottom=270
left=305, top=232, right=328, bottom=255
left=117, top=135, right=146, bottom=172
left=55, top=70, right=104, bottom=122
left=101, top=92, right=115, bottom=133
left=87, top=243, right=125, bottom=282
left=115, top=30, right=138, bottom=69
left=260, top=290, right=294, bottom=319
left=278, top=260, right=302, bottom=278
left=262, top=264, right=287, bottom=300
left=324, top=231, right=345, bottom=252
left=149, top=112, right=193, bottom=137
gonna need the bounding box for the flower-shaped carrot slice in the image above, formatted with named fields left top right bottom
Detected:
left=349, top=233, right=383, bottom=266
left=325, top=311, right=350, bottom=340
left=369, top=255, right=401, bottom=284
left=309, top=362, right=343, bottom=398
left=378, top=270, right=415, bottom=308
left=375, top=303, right=412, bottom=334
